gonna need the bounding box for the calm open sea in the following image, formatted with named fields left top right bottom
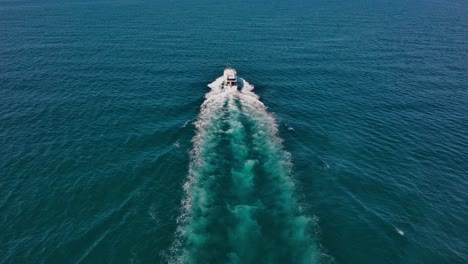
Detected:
left=1, top=0, right=467, bottom=263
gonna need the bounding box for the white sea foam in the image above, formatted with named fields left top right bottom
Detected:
left=182, top=119, right=192, bottom=128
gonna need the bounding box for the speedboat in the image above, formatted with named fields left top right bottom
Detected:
left=223, top=67, right=238, bottom=89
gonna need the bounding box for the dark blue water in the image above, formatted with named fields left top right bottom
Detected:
left=1, top=0, right=467, bottom=263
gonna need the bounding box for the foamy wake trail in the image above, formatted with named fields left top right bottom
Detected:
left=168, top=77, right=321, bottom=264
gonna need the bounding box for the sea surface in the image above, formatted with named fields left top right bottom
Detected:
left=1, top=0, right=467, bottom=263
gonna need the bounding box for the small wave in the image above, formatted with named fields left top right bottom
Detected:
left=396, top=228, right=405, bottom=236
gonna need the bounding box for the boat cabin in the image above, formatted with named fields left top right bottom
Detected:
left=223, top=68, right=238, bottom=88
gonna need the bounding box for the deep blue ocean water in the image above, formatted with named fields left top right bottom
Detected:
left=1, top=0, right=467, bottom=263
